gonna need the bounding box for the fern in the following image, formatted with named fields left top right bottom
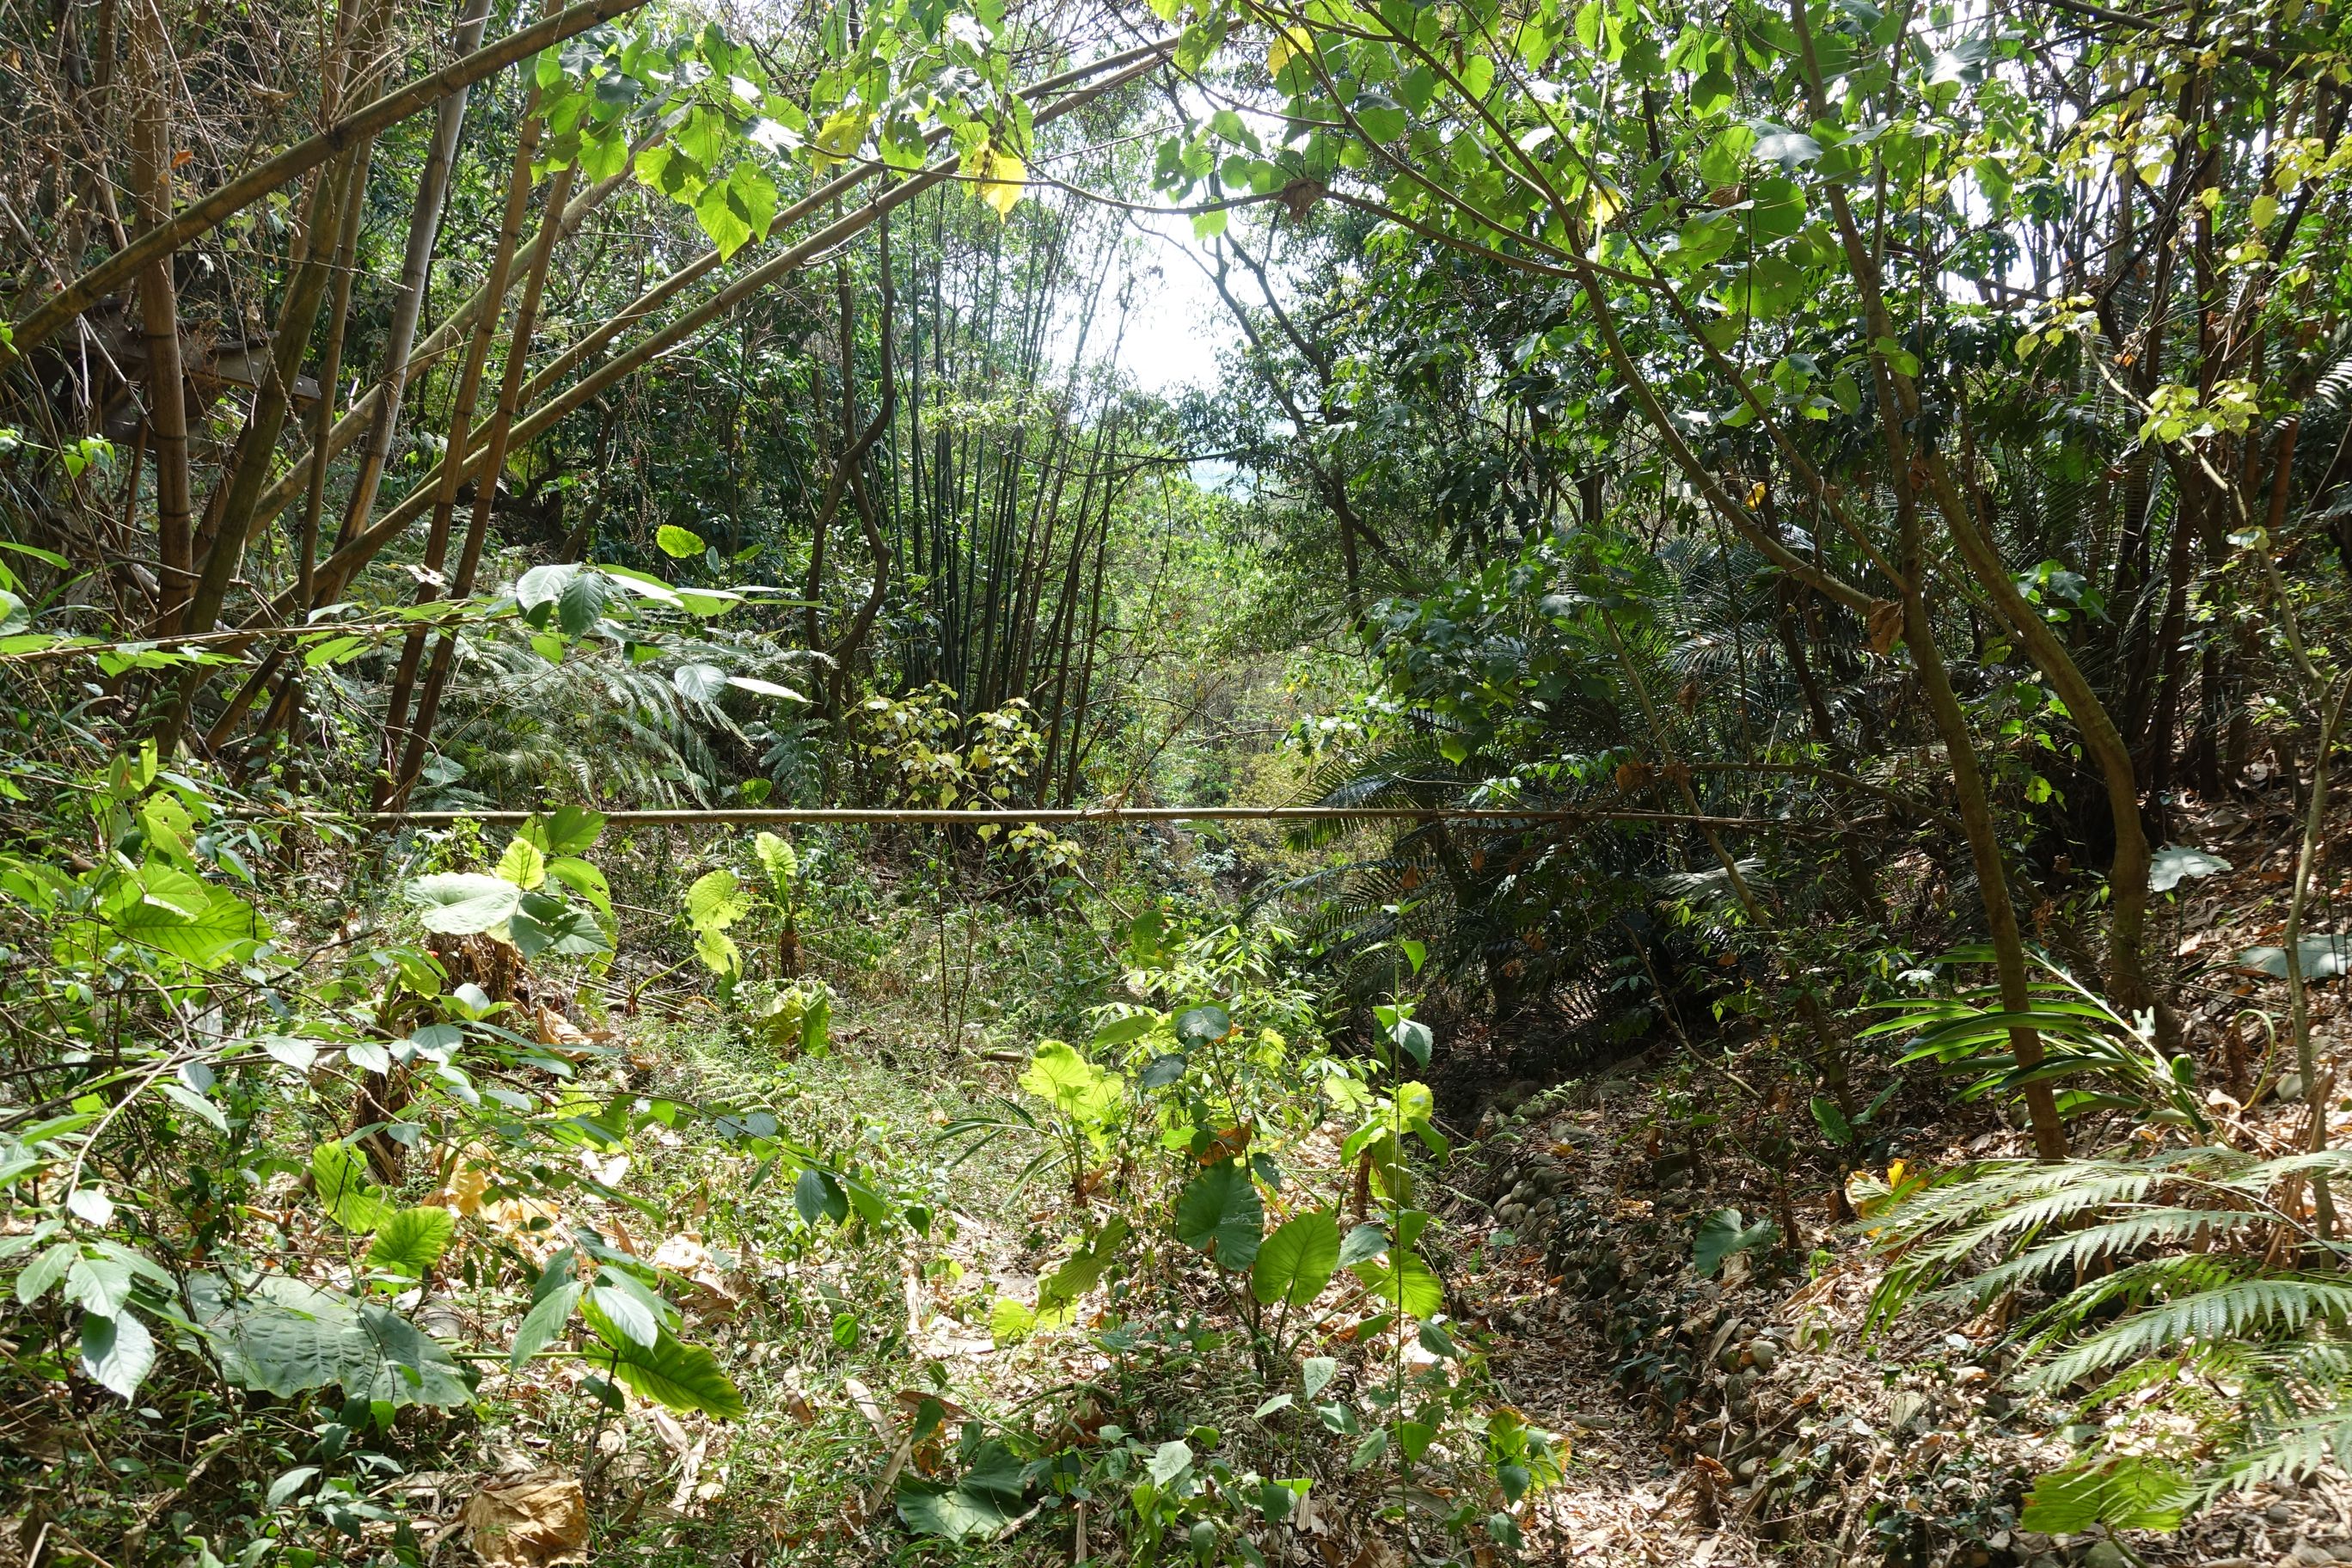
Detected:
left=1869, top=1126, right=2352, bottom=1510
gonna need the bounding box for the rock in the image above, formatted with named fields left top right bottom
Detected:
left=2082, top=1541, right=2128, bottom=1568
left=1750, top=1339, right=1779, bottom=1372
left=2269, top=1504, right=2299, bottom=1527
left=2281, top=1073, right=2306, bottom=1104
left=1718, top=1344, right=1743, bottom=1372
left=2292, top=1544, right=2336, bottom=1567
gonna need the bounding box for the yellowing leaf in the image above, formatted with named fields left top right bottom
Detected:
left=979, top=149, right=1026, bottom=220
left=1267, top=26, right=1309, bottom=72
left=812, top=107, right=869, bottom=169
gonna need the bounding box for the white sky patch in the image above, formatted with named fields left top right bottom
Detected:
left=1112, top=212, right=1236, bottom=396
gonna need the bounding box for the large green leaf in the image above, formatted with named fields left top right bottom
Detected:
left=191, top=1274, right=471, bottom=1408
left=509, top=891, right=611, bottom=960
left=897, top=1439, right=1028, bottom=1541
left=1252, top=1210, right=1341, bottom=1306
left=1175, top=1159, right=1264, bottom=1271
left=582, top=1295, right=744, bottom=1418
left=1693, top=1208, right=1775, bottom=1277
left=2241, top=935, right=2352, bottom=982
left=685, top=869, right=750, bottom=932
left=366, top=1207, right=456, bottom=1279
left=509, top=1280, right=583, bottom=1369
left=752, top=831, right=798, bottom=889
left=2147, top=845, right=2230, bottom=892
left=310, top=1143, right=391, bottom=1233
left=1019, top=1040, right=1124, bottom=1136
left=673, top=662, right=727, bottom=704
left=81, top=1311, right=156, bottom=1400
left=520, top=805, right=607, bottom=857
left=556, top=567, right=612, bottom=634
left=1039, top=1216, right=1130, bottom=1315
left=1352, top=1246, right=1443, bottom=1317
left=104, top=870, right=261, bottom=966
left=404, top=873, right=522, bottom=936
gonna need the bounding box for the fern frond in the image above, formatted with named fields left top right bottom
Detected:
left=2024, top=1277, right=2352, bottom=1391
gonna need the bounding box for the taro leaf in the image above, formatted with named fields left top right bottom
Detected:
left=365, top=1207, right=456, bottom=1279
left=2148, top=845, right=2232, bottom=892
left=1038, top=1216, right=1130, bottom=1315
left=1337, top=1222, right=1389, bottom=1268
left=508, top=892, right=610, bottom=960
left=2241, top=935, right=2352, bottom=981
left=753, top=831, right=799, bottom=888
left=1252, top=1210, right=1341, bottom=1307
left=656, top=524, right=706, bottom=559
left=1302, top=1354, right=1338, bottom=1398
left=80, top=1311, right=156, bottom=1400
left=1351, top=1246, right=1443, bottom=1317
left=191, top=1274, right=471, bottom=1408
left=897, top=1440, right=1028, bottom=1542
left=310, top=1142, right=391, bottom=1233
left=1174, top=1159, right=1264, bottom=1270
left=522, top=805, right=607, bottom=857
left=1809, top=1094, right=1853, bottom=1146
left=1694, top=1207, right=1776, bottom=1277
left=685, top=869, right=750, bottom=933
left=404, top=873, right=521, bottom=936
left=1138, top=1052, right=1187, bottom=1091
left=1175, top=1004, right=1230, bottom=1045
left=959, top=1439, right=1027, bottom=1503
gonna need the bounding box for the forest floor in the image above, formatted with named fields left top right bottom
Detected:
left=37, top=796, right=2352, bottom=1568
left=395, top=781, right=2352, bottom=1568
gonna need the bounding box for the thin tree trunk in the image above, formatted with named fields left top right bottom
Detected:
left=329, top=0, right=493, bottom=562
left=376, top=85, right=546, bottom=805
left=127, top=0, right=192, bottom=626
left=151, top=139, right=363, bottom=748
left=389, top=157, right=580, bottom=806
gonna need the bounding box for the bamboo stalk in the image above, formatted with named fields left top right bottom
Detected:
left=325, top=805, right=1836, bottom=830
left=0, top=0, right=651, bottom=372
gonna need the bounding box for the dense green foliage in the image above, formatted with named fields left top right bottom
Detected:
left=7, top=0, right=2352, bottom=1558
